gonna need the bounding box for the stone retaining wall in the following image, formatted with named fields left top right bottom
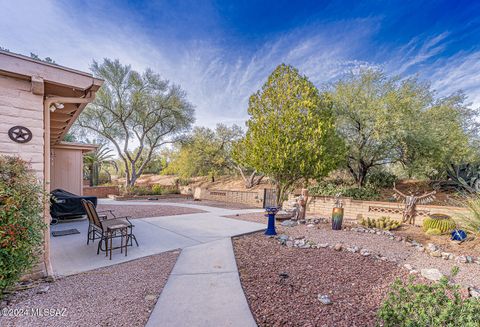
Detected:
left=286, top=195, right=470, bottom=225
left=197, top=188, right=265, bottom=208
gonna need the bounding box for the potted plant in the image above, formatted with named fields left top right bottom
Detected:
left=332, top=194, right=344, bottom=230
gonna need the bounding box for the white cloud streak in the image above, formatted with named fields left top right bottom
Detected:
left=1, top=0, right=479, bottom=131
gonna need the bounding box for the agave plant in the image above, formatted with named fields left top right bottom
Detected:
left=445, top=163, right=480, bottom=193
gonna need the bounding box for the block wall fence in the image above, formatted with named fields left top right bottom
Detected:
left=286, top=195, right=470, bottom=225
left=193, top=187, right=265, bottom=207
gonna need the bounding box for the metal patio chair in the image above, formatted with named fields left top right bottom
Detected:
left=81, top=199, right=139, bottom=255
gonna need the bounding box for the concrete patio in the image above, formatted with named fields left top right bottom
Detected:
left=50, top=200, right=264, bottom=276
left=49, top=200, right=264, bottom=326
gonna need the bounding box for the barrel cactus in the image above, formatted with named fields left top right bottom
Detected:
left=422, top=214, right=456, bottom=234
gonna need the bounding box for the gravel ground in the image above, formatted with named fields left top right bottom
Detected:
left=230, top=213, right=480, bottom=288
left=233, top=232, right=408, bottom=327
left=224, top=212, right=268, bottom=224
left=0, top=251, right=179, bottom=327
left=96, top=204, right=205, bottom=218
left=136, top=198, right=257, bottom=209
left=287, top=224, right=480, bottom=288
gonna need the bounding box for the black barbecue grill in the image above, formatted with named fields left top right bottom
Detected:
left=50, top=189, right=97, bottom=223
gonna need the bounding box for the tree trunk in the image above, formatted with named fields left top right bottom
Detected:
left=128, top=165, right=138, bottom=187
left=348, top=162, right=369, bottom=188
left=275, top=183, right=282, bottom=209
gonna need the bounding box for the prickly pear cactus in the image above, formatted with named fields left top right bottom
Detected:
left=360, top=216, right=401, bottom=231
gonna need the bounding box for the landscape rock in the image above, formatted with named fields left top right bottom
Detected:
left=346, top=246, right=360, bottom=253
left=466, top=256, right=474, bottom=263
left=281, top=220, right=297, bottom=227
left=360, top=249, right=371, bottom=257
left=294, top=239, right=306, bottom=248
left=416, top=246, right=425, bottom=252
left=334, top=243, right=343, bottom=251
left=318, top=243, right=329, bottom=248
left=469, top=287, right=480, bottom=298
left=36, top=285, right=49, bottom=294
left=306, top=224, right=315, bottom=228
left=144, top=294, right=157, bottom=301
left=421, top=268, right=444, bottom=281
left=430, top=251, right=442, bottom=258
left=426, top=243, right=438, bottom=252
left=286, top=241, right=293, bottom=248
left=441, top=252, right=453, bottom=260
left=456, top=256, right=468, bottom=264
left=277, top=234, right=289, bottom=245
left=317, top=294, right=333, bottom=305
left=404, top=264, right=413, bottom=271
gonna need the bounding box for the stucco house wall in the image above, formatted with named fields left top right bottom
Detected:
left=0, top=74, right=44, bottom=180
left=0, top=50, right=103, bottom=279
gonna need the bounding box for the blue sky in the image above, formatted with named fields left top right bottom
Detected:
left=1, top=0, right=480, bottom=127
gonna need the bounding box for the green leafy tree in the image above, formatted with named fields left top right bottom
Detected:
left=165, top=124, right=243, bottom=182
left=77, top=59, right=194, bottom=186
left=238, top=64, right=344, bottom=204
left=330, top=69, right=476, bottom=185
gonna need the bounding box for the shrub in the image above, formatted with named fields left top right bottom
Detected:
left=309, top=181, right=379, bottom=200
left=366, top=170, right=397, bottom=189
left=0, top=156, right=46, bottom=295
left=176, top=178, right=191, bottom=186
left=378, top=273, right=480, bottom=327
left=120, top=184, right=180, bottom=196
left=151, top=184, right=163, bottom=195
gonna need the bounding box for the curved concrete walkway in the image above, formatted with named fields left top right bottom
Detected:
left=50, top=200, right=263, bottom=326
left=146, top=238, right=257, bottom=327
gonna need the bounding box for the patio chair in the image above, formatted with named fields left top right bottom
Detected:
left=81, top=199, right=139, bottom=255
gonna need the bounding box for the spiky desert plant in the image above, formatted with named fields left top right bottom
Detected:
left=422, top=214, right=456, bottom=234
left=360, top=216, right=401, bottom=230
left=456, top=195, right=480, bottom=235
left=425, top=228, right=442, bottom=236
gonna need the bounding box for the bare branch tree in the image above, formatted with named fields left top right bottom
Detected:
left=77, top=59, right=194, bottom=186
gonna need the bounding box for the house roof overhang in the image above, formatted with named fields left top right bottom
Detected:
left=51, top=141, right=98, bottom=153
left=0, top=50, right=104, bottom=145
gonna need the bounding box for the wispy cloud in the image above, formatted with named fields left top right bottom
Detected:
left=1, top=0, right=479, bottom=130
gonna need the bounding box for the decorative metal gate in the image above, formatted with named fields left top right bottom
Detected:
left=263, top=188, right=277, bottom=208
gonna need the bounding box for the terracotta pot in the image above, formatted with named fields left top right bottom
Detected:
left=332, top=207, right=344, bottom=230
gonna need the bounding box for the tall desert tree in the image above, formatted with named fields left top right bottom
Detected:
left=165, top=124, right=244, bottom=182
left=78, top=59, right=194, bottom=186
left=239, top=64, right=344, bottom=204
left=330, top=69, right=476, bottom=184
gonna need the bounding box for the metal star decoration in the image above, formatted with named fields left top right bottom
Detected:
left=8, top=126, right=33, bottom=143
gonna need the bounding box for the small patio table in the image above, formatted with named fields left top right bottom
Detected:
left=106, top=224, right=128, bottom=260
